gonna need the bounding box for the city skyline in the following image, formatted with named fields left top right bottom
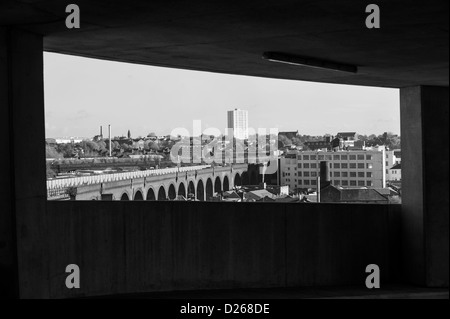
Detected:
left=44, top=52, right=400, bottom=139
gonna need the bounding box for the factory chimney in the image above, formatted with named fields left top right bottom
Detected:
left=317, top=161, right=331, bottom=203
left=319, top=161, right=331, bottom=189
left=100, top=126, right=103, bottom=139
left=108, top=125, right=112, bottom=157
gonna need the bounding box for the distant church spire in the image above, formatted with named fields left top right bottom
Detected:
left=127, top=130, right=131, bottom=139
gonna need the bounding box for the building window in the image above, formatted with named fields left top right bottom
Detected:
left=298, top=163, right=302, bottom=168
left=304, top=163, right=310, bottom=168
left=357, top=163, right=365, bottom=169
left=357, top=154, right=365, bottom=160
left=310, top=155, right=316, bottom=160
left=366, top=181, right=373, bottom=186
left=333, top=155, right=340, bottom=160
left=342, top=172, right=348, bottom=177
left=311, top=163, right=317, bottom=169
left=334, top=163, right=340, bottom=169
left=341, top=163, right=348, bottom=169
left=325, top=155, right=332, bottom=160
left=304, top=180, right=310, bottom=185
left=341, top=155, right=348, bottom=160
left=386, top=161, right=389, bottom=166
left=297, top=155, right=302, bottom=160
left=334, top=172, right=341, bottom=177
left=367, top=163, right=373, bottom=169
left=350, top=163, right=356, bottom=169
left=304, top=172, right=310, bottom=177
left=318, top=155, right=324, bottom=160
left=335, top=180, right=341, bottom=186
left=358, top=172, right=365, bottom=177
left=304, top=155, right=310, bottom=160
left=358, top=180, right=365, bottom=186
left=342, top=180, right=349, bottom=186
left=367, top=172, right=372, bottom=178
left=311, top=171, right=317, bottom=177
left=298, top=171, right=302, bottom=177
left=350, top=172, right=357, bottom=177
left=366, top=155, right=372, bottom=160
left=311, top=179, right=317, bottom=185
left=350, top=181, right=357, bottom=186
left=350, top=155, right=356, bottom=160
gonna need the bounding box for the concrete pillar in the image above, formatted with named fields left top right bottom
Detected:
left=0, top=28, right=49, bottom=298
left=400, top=86, right=449, bottom=287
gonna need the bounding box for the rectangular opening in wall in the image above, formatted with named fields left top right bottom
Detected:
left=44, top=52, right=401, bottom=203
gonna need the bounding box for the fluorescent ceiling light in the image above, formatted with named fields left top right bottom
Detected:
left=262, top=52, right=358, bottom=73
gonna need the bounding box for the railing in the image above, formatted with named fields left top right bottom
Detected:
left=47, top=165, right=211, bottom=190
left=47, top=187, right=70, bottom=200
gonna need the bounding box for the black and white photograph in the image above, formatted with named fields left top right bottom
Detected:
left=0, top=0, right=448, bottom=306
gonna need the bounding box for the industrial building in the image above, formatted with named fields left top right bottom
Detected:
left=280, top=147, right=387, bottom=191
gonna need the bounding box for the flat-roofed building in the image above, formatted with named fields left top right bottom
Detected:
left=280, top=146, right=386, bottom=191
left=227, top=108, right=249, bottom=140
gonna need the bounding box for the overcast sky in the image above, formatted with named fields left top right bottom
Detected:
left=44, top=52, right=400, bottom=138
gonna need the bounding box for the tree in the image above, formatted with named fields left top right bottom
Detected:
left=57, top=143, right=75, bottom=158
left=148, top=141, right=160, bottom=152
left=112, top=141, right=120, bottom=150
left=46, top=145, right=63, bottom=158
left=46, top=161, right=57, bottom=178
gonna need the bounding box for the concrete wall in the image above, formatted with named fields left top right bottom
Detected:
left=44, top=201, right=401, bottom=298
left=400, top=86, right=449, bottom=287
left=0, top=28, right=49, bottom=298
left=0, top=27, right=17, bottom=298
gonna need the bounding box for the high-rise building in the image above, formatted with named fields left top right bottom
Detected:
left=227, top=108, right=248, bottom=140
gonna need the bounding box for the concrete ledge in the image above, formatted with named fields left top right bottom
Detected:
left=43, top=201, right=401, bottom=299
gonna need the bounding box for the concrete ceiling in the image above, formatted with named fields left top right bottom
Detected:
left=1, top=0, right=448, bottom=88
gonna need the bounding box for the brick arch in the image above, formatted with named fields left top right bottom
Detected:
left=168, top=183, right=177, bottom=200
left=146, top=187, right=156, bottom=201
left=205, top=177, right=213, bottom=201
left=223, top=175, right=230, bottom=191
left=120, top=192, right=130, bottom=201
left=196, top=178, right=205, bottom=201
left=133, top=188, right=144, bottom=200
left=234, top=172, right=242, bottom=186
left=177, top=182, right=186, bottom=197
left=187, top=180, right=196, bottom=199
left=214, top=176, right=222, bottom=193
left=157, top=185, right=167, bottom=201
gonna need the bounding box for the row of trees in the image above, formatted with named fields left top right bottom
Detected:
left=278, top=132, right=401, bottom=150
left=357, top=132, right=401, bottom=149
left=46, top=138, right=176, bottom=159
